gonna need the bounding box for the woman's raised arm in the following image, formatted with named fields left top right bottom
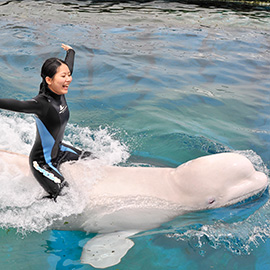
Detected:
left=62, top=43, right=75, bottom=75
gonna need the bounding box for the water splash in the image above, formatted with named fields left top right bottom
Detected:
left=0, top=112, right=130, bottom=233
left=65, top=124, right=130, bottom=165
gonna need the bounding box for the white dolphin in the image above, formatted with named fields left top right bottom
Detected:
left=0, top=150, right=268, bottom=268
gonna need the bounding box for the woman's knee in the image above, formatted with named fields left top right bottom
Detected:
left=30, top=161, right=66, bottom=200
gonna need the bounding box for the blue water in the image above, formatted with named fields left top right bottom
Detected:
left=0, top=0, right=270, bottom=269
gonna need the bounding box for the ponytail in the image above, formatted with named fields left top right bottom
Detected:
left=39, top=80, right=46, bottom=94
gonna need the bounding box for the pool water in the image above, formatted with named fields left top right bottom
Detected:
left=0, top=0, right=270, bottom=269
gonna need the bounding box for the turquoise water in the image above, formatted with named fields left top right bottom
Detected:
left=0, top=0, right=270, bottom=269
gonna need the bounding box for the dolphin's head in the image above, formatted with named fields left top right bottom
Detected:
left=173, top=153, right=268, bottom=210
left=206, top=170, right=267, bottom=208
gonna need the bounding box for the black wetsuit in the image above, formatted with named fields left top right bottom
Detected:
left=0, top=49, right=90, bottom=199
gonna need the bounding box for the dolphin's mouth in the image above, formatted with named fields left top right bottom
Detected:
left=225, top=185, right=268, bottom=207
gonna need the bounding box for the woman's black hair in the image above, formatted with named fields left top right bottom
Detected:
left=39, top=57, right=67, bottom=94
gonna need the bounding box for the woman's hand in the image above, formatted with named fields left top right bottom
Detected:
left=61, top=43, right=73, bottom=51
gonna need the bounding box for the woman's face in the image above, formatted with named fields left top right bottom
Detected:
left=46, top=63, right=72, bottom=95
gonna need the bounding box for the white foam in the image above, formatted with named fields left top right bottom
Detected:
left=0, top=112, right=34, bottom=155
left=65, top=124, right=130, bottom=165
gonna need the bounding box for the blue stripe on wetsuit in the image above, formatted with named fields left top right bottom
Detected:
left=35, top=117, right=77, bottom=176
left=60, top=144, right=77, bottom=154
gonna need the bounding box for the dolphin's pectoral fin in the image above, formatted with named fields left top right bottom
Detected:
left=81, top=231, right=138, bottom=269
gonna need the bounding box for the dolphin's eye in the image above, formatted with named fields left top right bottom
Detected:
left=208, top=198, right=215, bottom=204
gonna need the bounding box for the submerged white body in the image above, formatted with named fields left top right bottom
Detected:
left=0, top=150, right=268, bottom=268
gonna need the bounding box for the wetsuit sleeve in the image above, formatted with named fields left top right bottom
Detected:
left=0, top=98, right=44, bottom=115
left=64, top=49, right=75, bottom=75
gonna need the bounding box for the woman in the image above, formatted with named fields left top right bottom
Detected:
left=0, top=44, right=91, bottom=200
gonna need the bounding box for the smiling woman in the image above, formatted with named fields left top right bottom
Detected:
left=45, top=64, right=72, bottom=95
left=41, top=46, right=73, bottom=95
left=0, top=44, right=92, bottom=200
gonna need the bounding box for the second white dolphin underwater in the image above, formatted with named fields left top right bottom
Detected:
left=0, top=150, right=268, bottom=268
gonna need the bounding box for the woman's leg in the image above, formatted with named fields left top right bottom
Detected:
left=30, top=160, right=66, bottom=201
left=58, top=143, right=92, bottom=164
left=30, top=144, right=92, bottom=201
